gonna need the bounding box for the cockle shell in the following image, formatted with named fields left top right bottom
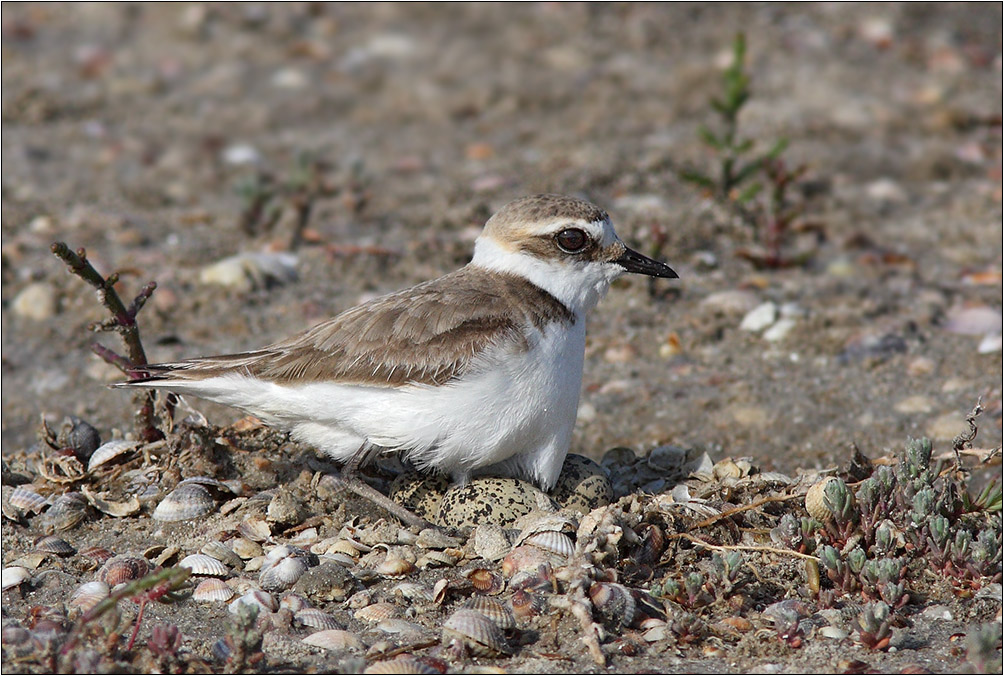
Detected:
left=96, top=555, right=149, bottom=587
left=87, top=440, right=141, bottom=472
left=363, top=656, right=441, bottom=674
left=153, top=483, right=215, bottom=522
left=229, top=590, right=276, bottom=614
left=442, top=609, right=511, bottom=657
left=68, top=580, right=110, bottom=614
left=460, top=595, right=516, bottom=631
left=302, top=629, right=365, bottom=652
left=179, top=553, right=229, bottom=577
left=41, top=492, right=89, bottom=532
left=192, top=578, right=234, bottom=603
left=201, top=541, right=243, bottom=570
left=805, top=477, right=838, bottom=521
left=354, top=602, right=398, bottom=623
left=1, top=567, right=31, bottom=591
left=34, top=535, right=75, bottom=556
left=5, top=487, right=48, bottom=515
left=294, top=608, right=342, bottom=630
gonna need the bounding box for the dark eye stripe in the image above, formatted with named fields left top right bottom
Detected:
left=555, top=228, right=589, bottom=253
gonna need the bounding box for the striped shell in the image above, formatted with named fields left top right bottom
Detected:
left=442, top=609, right=511, bottom=657
left=179, top=553, right=229, bottom=577
left=34, top=535, right=75, bottom=556
left=294, top=608, right=342, bottom=630
left=522, top=531, right=575, bottom=558
left=41, top=492, right=89, bottom=532
left=460, top=595, right=516, bottom=631
left=192, top=578, right=234, bottom=603
left=279, top=593, right=310, bottom=612
left=391, top=582, right=434, bottom=602
left=96, top=555, right=150, bottom=587
left=354, top=602, right=398, bottom=623
left=589, top=582, right=637, bottom=628
left=259, top=545, right=312, bottom=591
left=68, top=580, right=109, bottom=614
left=228, top=590, right=276, bottom=614
left=510, top=588, right=546, bottom=619
left=6, top=487, right=48, bottom=514
left=238, top=517, right=272, bottom=542
left=805, top=477, right=838, bottom=521
left=87, top=440, right=141, bottom=472
left=302, top=629, right=365, bottom=652
left=364, top=656, right=441, bottom=674
left=466, top=568, right=505, bottom=595
left=153, top=483, right=216, bottom=522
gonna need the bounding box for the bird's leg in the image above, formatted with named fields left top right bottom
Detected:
left=331, top=451, right=436, bottom=531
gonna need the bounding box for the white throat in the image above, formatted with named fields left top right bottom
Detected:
left=470, top=236, right=622, bottom=315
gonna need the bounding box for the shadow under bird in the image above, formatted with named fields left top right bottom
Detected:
left=119, top=194, right=678, bottom=527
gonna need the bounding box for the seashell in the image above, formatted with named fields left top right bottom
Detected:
left=259, top=546, right=312, bottom=591
left=41, top=492, right=89, bottom=533
left=145, top=545, right=180, bottom=567
left=376, top=619, right=428, bottom=637
left=391, top=582, right=434, bottom=602
left=589, top=582, right=636, bottom=629
left=805, top=477, right=838, bottom=521
left=58, top=417, right=102, bottom=461
left=294, top=608, right=342, bottom=630
left=179, top=553, right=229, bottom=577
left=466, top=568, right=505, bottom=595
left=442, top=609, right=511, bottom=657
left=314, top=538, right=363, bottom=558
left=97, top=555, right=150, bottom=587
left=302, top=629, right=365, bottom=652
left=522, top=531, right=575, bottom=558
left=229, top=537, right=263, bottom=560
left=415, top=550, right=459, bottom=569
left=177, top=475, right=233, bottom=493
left=1, top=566, right=31, bottom=591
left=80, top=485, right=140, bottom=517
left=67, top=580, right=109, bottom=614
left=508, top=564, right=555, bottom=593
left=192, top=578, right=234, bottom=603
left=34, top=535, right=75, bottom=556
left=415, top=528, right=463, bottom=550
left=460, top=595, right=516, bottom=631
left=153, top=483, right=215, bottom=522
left=510, top=588, right=546, bottom=619
left=636, top=523, right=665, bottom=565
left=354, top=602, right=397, bottom=623
left=80, top=545, right=114, bottom=565
left=375, top=556, right=415, bottom=578
left=501, top=545, right=555, bottom=578
left=201, top=541, right=243, bottom=570
left=238, top=517, right=273, bottom=542
left=432, top=579, right=451, bottom=605
left=363, top=656, right=440, bottom=675
left=87, top=440, right=141, bottom=472
left=514, top=512, right=578, bottom=541
left=6, top=486, right=49, bottom=515
left=228, top=590, right=276, bottom=615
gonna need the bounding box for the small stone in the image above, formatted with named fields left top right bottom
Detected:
left=12, top=283, right=58, bottom=320
left=576, top=401, right=596, bottom=422
left=894, top=395, right=934, bottom=414
left=700, top=290, right=760, bottom=315
left=763, top=317, right=797, bottom=342
left=730, top=406, right=769, bottom=427
left=221, top=143, right=261, bottom=166
left=271, top=68, right=307, bottom=89
left=926, top=413, right=969, bottom=441
left=906, top=357, right=936, bottom=376
left=978, top=333, right=1002, bottom=354
left=739, top=302, right=777, bottom=332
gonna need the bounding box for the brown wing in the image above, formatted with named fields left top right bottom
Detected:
left=136, top=268, right=574, bottom=388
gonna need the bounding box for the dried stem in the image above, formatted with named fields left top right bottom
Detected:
left=668, top=532, right=821, bottom=562
left=51, top=242, right=163, bottom=441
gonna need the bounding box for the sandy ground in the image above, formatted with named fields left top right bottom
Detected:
left=2, top=3, right=1002, bottom=674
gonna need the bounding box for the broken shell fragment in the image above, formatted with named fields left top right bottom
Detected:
left=364, top=656, right=441, bottom=674
left=41, top=492, right=89, bottom=533
left=1, top=566, right=31, bottom=591
left=153, top=482, right=216, bottom=522
left=5, top=487, right=48, bottom=515
left=201, top=541, right=243, bottom=570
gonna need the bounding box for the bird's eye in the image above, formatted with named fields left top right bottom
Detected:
left=555, top=228, right=589, bottom=253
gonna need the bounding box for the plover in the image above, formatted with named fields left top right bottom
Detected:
left=121, top=194, right=677, bottom=526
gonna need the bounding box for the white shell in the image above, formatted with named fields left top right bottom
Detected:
left=68, top=580, right=110, bottom=613
left=302, top=629, right=364, bottom=651
left=153, top=483, right=215, bottom=522
left=442, top=609, right=511, bottom=656
left=294, top=608, right=342, bottom=630
left=2, top=566, right=31, bottom=591
left=179, top=553, right=229, bottom=577
left=87, top=440, right=141, bottom=471
left=228, top=590, right=276, bottom=615
left=354, top=602, right=397, bottom=623
left=192, top=578, right=234, bottom=603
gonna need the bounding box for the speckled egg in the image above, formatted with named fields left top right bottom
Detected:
left=549, top=454, right=613, bottom=515
left=436, top=478, right=558, bottom=531
left=389, top=472, right=451, bottom=520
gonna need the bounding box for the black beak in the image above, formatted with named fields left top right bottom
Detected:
left=615, top=247, right=678, bottom=279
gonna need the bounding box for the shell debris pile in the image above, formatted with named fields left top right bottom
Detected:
left=1, top=417, right=1000, bottom=673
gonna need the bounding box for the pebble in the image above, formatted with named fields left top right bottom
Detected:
left=700, top=289, right=760, bottom=314
left=220, top=143, right=261, bottom=166
left=943, top=305, right=1001, bottom=336
left=12, top=283, right=58, bottom=320
left=906, top=357, right=936, bottom=376
left=762, top=317, right=797, bottom=342
left=926, top=413, right=968, bottom=440
left=977, top=333, right=1002, bottom=354
left=200, top=252, right=298, bottom=292
left=730, top=406, right=769, bottom=427
left=739, top=302, right=778, bottom=333
left=894, top=395, right=934, bottom=414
